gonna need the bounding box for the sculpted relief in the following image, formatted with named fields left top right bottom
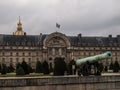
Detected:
left=47, top=37, right=67, bottom=47
left=43, top=32, right=71, bottom=49
left=43, top=32, right=71, bottom=60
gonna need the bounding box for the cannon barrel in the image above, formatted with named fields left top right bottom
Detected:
left=76, top=51, right=112, bottom=66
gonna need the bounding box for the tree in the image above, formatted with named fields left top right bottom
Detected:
left=109, top=62, right=114, bottom=70
left=1, top=63, right=7, bottom=75
left=35, top=61, right=42, bottom=73
left=42, top=61, right=49, bottom=74
left=0, top=64, right=2, bottom=73
left=54, top=57, right=67, bottom=76
left=96, top=62, right=104, bottom=75
left=68, top=59, right=76, bottom=75
left=49, top=62, right=53, bottom=73
left=16, top=66, right=25, bottom=75
left=7, top=63, right=15, bottom=73
left=113, top=61, right=119, bottom=72
left=28, top=64, right=33, bottom=73
left=21, top=60, right=29, bottom=74
left=104, top=66, right=108, bottom=72
left=16, top=62, right=21, bottom=70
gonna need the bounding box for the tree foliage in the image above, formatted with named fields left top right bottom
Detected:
left=27, top=64, right=33, bottom=73
left=113, top=61, right=119, bottom=72
left=49, top=62, right=53, bottom=73
left=16, top=61, right=32, bottom=75
left=42, top=61, right=49, bottom=74
left=16, top=62, right=21, bottom=70
left=7, top=63, right=15, bottom=73
left=109, top=62, right=114, bottom=70
left=95, top=62, right=104, bottom=75
left=35, top=61, right=42, bottom=73
left=16, top=66, right=25, bottom=75
left=0, top=64, right=1, bottom=73
left=21, top=60, right=29, bottom=74
left=54, top=57, right=67, bottom=76
left=1, top=63, right=7, bottom=75
left=104, top=66, right=108, bottom=72
left=68, top=59, right=76, bottom=75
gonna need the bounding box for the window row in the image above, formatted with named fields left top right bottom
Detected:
left=1, top=58, right=40, bottom=63
left=1, top=52, right=39, bottom=56
left=48, top=48, right=66, bottom=55
left=73, top=52, right=120, bottom=56
left=74, top=47, right=120, bottom=50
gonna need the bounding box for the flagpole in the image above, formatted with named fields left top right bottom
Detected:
left=56, top=23, right=60, bottom=32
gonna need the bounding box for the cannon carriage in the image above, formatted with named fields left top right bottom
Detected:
left=76, top=52, right=112, bottom=76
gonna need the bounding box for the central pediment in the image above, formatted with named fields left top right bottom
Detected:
left=43, top=32, right=71, bottom=48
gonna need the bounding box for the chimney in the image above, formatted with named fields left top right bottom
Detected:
left=24, top=32, right=26, bottom=35
left=117, top=35, right=120, bottom=45
left=108, top=35, right=112, bottom=46
left=78, top=33, right=82, bottom=45
left=108, top=34, right=112, bottom=41
left=109, top=34, right=112, bottom=38
left=78, top=33, right=82, bottom=39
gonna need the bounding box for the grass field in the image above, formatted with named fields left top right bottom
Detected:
left=0, top=73, right=53, bottom=77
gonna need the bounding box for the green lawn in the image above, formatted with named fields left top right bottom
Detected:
left=0, top=73, right=16, bottom=77
left=0, top=73, right=53, bottom=77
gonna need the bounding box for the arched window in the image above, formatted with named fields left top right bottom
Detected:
left=22, top=52, right=25, bottom=56
left=16, top=52, right=18, bottom=56
left=16, top=58, right=19, bottom=63
left=10, top=52, right=13, bottom=56
left=55, top=48, right=59, bottom=55
left=48, top=48, right=52, bottom=55
left=2, top=58, right=5, bottom=63
left=62, top=48, right=66, bottom=55
left=10, top=58, right=13, bottom=64
left=28, top=58, right=31, bottom=65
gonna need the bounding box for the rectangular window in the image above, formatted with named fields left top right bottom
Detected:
left=62, top=48, right=66, bottom=55
left=10, top=58, right=13, bottom=63
left=36, top=52, right=38, bottom=56
left=10, top=47, right=12, bottom=49
left=28, top=58, right=31, bottom=64
left=2, top=58, right=5, bottom=63
left=16, top=58, right=19, bottom=63
left=22, top=58, right=25, bottom=61
left=22, top=52, right=25, bottom=56
left=10, top=52, right=13, bottom=56
left=2, top=52, right=5, bottom=56
left=36, top=58, right=39, bottom=61
left=16, top=52, right=19, bottom=56
left=28, top=52, right=31, bottom=56
left=55, top=48, right=59, bottom=55
left=48, top=48, right=52, bottom=55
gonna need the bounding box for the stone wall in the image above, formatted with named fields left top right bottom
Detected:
left=0, top=75, right=120, bottom=90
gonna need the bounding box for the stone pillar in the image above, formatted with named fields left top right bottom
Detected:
left=53, top=48, right=55, bottom=56
left=59, top=48, right=62, bottom=56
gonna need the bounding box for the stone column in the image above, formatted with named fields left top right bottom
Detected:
left=59, top=48, right=62, bottom=56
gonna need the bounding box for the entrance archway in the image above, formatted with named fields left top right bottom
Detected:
left=43, top=32, right=71, bottom=66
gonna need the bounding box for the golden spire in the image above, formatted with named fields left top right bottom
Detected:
left=13, top=17, right=26, bottom=35
left=17, top=16, right=22, bottom=31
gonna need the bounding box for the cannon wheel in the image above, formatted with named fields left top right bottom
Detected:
left=77, top=61, right=91, bottom=76
left=77, top=61, right=102, bottom=76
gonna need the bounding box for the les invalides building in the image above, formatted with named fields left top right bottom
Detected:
left=0, top=18, right=120, bottom=69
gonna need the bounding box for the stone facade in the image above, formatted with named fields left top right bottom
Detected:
left=0, top=76, right=120, bottom=90
left=0, top=19, right=120, bottom=69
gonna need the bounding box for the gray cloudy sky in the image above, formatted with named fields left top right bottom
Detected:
left=0, top=0, right=120, bottom=36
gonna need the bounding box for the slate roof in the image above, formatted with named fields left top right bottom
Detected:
left=0, top=34, right=40, bottom=46
left=0, top=34, right=119, bottom=47
left=68, top=36, right=78, bottom=46
left=40, top=35, right=47, bottom=45
left=68, top=35, right=119, bottom=47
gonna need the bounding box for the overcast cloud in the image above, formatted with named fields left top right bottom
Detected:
left=0, top=0, right=120, bottom=36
